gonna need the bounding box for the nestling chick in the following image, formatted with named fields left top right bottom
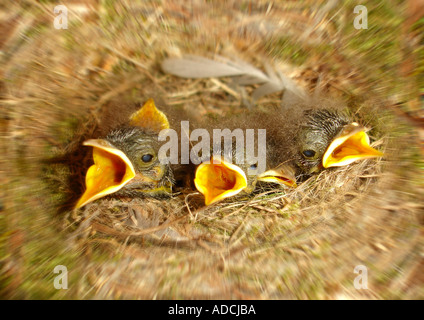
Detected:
left=194, top=141, right=261, bottom=206
left=296, top=109, right=384, bottom=174
left=193, top=111, right=297, bottom=206
left=76, top=99, right=175, bottom=208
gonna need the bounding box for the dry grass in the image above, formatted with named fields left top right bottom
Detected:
left=0, top=0, right=423, bottom=299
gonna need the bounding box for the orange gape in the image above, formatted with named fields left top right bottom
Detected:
left=322, top=123, right=383, bottom=168
left=257, top=164, right=297, bottom=188
left=194, top=156, right=248, bottom=206
left=129, top=98, right=169, bottom=132
left=75, top=140, right=136, bottom=209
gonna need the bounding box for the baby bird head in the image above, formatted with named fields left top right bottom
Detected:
left=76, top=99, right=174, bottom=209
left=297, top=109, right=383, bottom=173
left=101, top=126, right=174, bottom=197
left=194, top=140, right=296, bottom=206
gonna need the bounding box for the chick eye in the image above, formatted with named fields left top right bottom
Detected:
left=141, top=154, right=154, bottom=163
left=302, top=150, right=316, bottom=158
left=249, top=163, right=258, bottom=170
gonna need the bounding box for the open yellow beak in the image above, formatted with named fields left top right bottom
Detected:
left=194, top=156, right=248, bottom=206
left=257, top=163, right=297, bottom=188
left=75, top=139, right=136, bottom=209
left=129, top=98, right=170, bottom=132
left=322, top=123, right=384, bottom=168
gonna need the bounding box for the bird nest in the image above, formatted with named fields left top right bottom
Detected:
left=1, top=1, right=423, bottom=299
